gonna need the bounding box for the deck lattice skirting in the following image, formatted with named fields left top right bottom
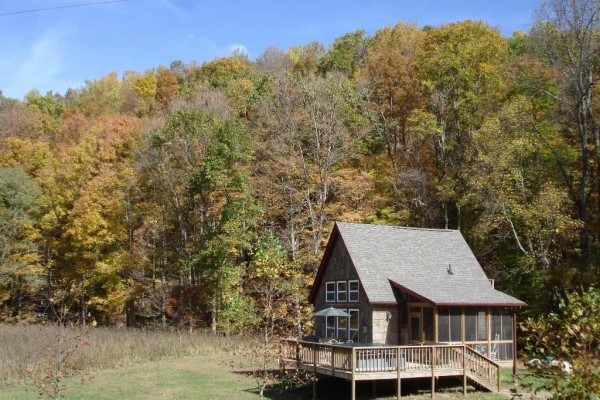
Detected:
left=280, top=339, right=501, bottom=399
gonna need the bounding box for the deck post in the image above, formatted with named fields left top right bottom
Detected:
left=462, top=345, right=467, bottom=395
left=313, top=344, right=317, bottom=400
left=497, top=363, right=501, bottom=393
left=513, top=310, right=518, bottom=376
left=351, top=348, right=356, bottom=400
left=431, top=346, right=436, bottom=398
left=331, top=345, right=335, bottom=377
left=397, top=347, right=402, bottom=400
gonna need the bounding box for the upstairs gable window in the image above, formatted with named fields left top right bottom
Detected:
left=325, top=282, right=335, bottom=302
left=337, top=281, right=347, bottom=302
left=349, top=280, right=359, bottom=302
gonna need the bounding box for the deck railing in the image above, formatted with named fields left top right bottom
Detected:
left=281, top=339, right=500, bottom=392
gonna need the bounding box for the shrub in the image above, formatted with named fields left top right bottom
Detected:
left=521, top=288, right=600, bottom=399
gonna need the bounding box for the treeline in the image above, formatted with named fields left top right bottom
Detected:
left=1, top=0, right=599, bottom=333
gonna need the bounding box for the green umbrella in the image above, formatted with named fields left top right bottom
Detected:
left=313, top=306, right=351, bottom=317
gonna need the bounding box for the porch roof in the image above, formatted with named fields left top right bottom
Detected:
left=336, top=222, right=526, bottom=307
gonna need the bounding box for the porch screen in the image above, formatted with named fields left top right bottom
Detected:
left=438, top=308, right=461, bottom=342
left=491, top=310, right=513, bottom=340
left=465, top=308, right=487, bottom=341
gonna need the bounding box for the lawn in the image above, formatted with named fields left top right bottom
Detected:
left=0, top=324, right=539, bottom=399
left=0, top=359, right=518, bottom=400
left=0, top=354, right=260, bottom=400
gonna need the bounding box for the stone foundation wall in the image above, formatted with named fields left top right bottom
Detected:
left=371, top=305, right=398, bottom=344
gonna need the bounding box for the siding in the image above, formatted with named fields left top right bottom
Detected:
left=313, top=237, right=370, bottom=341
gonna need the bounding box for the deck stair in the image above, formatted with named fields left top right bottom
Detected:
left=463, top=346, right=501, bottom=392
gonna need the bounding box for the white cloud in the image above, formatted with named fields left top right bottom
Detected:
left=226, top=43, right=249, bottom=57
left=0, top=29, right=79, bottom=99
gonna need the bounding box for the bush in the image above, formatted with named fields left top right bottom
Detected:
left=521, top=288, right=600, bottom=399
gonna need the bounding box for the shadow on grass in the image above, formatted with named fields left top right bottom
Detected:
left=238, top=373, right=495, bottom=400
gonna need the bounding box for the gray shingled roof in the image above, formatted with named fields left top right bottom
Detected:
left=336, top=222, right=525, bottom=307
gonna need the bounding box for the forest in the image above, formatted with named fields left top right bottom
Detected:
left=1, top=0, right=600, bottom=339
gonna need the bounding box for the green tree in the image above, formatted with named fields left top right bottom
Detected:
left=190, top=119, right=261, bottom=334
left=318, top=30, right=372, bottom=77
left=244, top=233, right=305, bottom=399
left=0, top=167, right=42, bottom=319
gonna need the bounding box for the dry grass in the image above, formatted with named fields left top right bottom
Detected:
left=0, top=324, right=242, bottom=384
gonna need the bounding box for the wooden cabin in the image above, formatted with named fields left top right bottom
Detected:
left=308, top=222, right=526, bottom=369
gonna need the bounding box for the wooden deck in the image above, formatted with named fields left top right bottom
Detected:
left=281, top=339, right=501, bottom=399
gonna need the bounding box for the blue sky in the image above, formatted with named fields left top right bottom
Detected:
left=0, top=0, right=540, bottom=99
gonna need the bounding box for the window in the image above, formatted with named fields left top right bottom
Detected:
left=349, top=309, right=359, bottom=341
left=337, top=310, right=347, bottom=339
left=326, top=316, right=335, bottom=338
left=349, top=280, right=359, bottom=302
left=348, top=281, right=358, bottom=303
left=325, top=282, right=335, bottom=302
left=337, top=281, right=347, bottom=302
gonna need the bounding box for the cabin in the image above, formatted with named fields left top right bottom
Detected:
left=309, top=222, right=526, bottom=368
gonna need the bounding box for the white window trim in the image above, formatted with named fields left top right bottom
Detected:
left=336, top=281, right=347, bottom=303
left=348, top=280, right=359, bottom=302
left=325, top=281, right=335, bottom=303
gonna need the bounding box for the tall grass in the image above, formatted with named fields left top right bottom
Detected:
left=0, top=324, right=241, bottom=384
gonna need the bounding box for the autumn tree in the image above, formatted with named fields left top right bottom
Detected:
left=288, top=42, right=326, bottom=76
left=532, top=0, right=600, bottom=278
left=254, top=72, right=364, bottom=270
left=40, top=114, right=142, bottom=325
left=358, top=22, right=431, bottom=225
left=417, top=20, right=508, bottom=229
left=69, top=72, right=124, bottom=116
left=155, top=68, right=179, bottom=109
left=468, top=95, right=578, bottom=312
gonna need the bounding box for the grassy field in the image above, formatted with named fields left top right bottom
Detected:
left=0, top=324, right=539, bottom=400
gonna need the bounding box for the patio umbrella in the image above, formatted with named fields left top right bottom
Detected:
left=313, top=306, right=351, bottom=317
